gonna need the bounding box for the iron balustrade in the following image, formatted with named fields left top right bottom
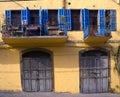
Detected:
left=1, top=24, right=65, bottom=38
left=84, top=25, right=111, bottom=39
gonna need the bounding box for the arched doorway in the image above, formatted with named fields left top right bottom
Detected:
left=80, top=49, right=109, bottom=93
left=21, top=49, right=53, bottom=92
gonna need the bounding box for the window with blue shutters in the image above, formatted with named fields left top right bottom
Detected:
left=39, top=9, right=50, bottom=35
left=58, top=8, right=72, bottom=31
left=110, top=10, right=116, bottom=31
left=5, top=10, right=11, bottom=25
left=98, top=9, right=105, bottom=35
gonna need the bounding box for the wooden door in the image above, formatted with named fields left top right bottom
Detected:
left=80, top=56, right=109, bottom=93
left=22, top=55, right=53, bottom=92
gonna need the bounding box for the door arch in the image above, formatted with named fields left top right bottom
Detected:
left=80, top=49, right=109, bottom=93
left=21, top=49, right=53, bottom=92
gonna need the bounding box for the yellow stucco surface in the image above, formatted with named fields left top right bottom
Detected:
left=53, top=47, right=79, bottom=93
left=0, top=0, right=120, bottom=94
left=0, top=49, right=22, bottom=91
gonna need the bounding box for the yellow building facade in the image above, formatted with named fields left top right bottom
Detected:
left=0, top=0, right=120, bottom=94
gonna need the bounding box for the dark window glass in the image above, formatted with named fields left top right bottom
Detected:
left=11, top=10, right=21, bottom=26
left=30, top=10, right=39, bottom=25
left=71, top=10, right=81, bottom=30
left=48, top=10, right=58, bottom=26
left=89, top=10, right=98, bottom=26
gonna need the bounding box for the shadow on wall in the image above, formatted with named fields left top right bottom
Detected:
left=0, top=49, right=19, bottom=64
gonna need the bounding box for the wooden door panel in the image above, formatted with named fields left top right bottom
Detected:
left=39, top=79, right=45, bottom=91
left=46, top=79, right=52, bottom=91
left=22, top=56, right=53, bottom=92
left=24, top=71, right=30, bottom=79
left=31, top=80, right=38, bottom=92
left=24, top=80, right=31, bottom=91
left=31, top=71, right=37, bottom=79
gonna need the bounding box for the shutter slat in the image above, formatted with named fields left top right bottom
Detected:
left=81, top=10, right=85, bottom=30
left=26, top=7, right=30, bottom=24
left=39, top=8, right=43, bottom=25
left=81, top=9, right=90, bottom=31
left=43, top=9, right=48, bottom=35
left=58, top=9, right=65, bottom=30
left=39, top=8, right=43, bottom=36
left=110, top=10, right=116, bottom=31
left=5, top=10, right=11, bottom=25
left=21, top=7, right=30, bottom=25
left=98, top=9, right=105, bottom=35
left=43, top=9, right=48, bottom=25
left=66, top=9, right=72, bottom=30
left=81, top=9, right=90, bottom=38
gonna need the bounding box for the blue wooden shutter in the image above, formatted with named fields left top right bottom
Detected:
left=66, top=9, right=72, bottom=30
left=39, top=8, right=43, bottom=36
left=98, top=9, right=105, bottom=35
left=81, top=9, right=90, bottom=31
left=39, top=8, right=43, bottom=25
left=21, top=10, right=26, bottom=24
left=21, top=7, right=30, bottom=25
left=26, top=7, right=30, bottom=24
left=5, top=10, right=11, bottom=25
left=42, top=9, right=48, bottom=35
left=110, top=10, right=116, bottom=31
left=58, top=9, right=65, bottom=30
left=42, top=9, right=48, bottom=25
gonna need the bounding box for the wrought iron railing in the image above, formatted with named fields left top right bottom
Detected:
left=1, top=24, right=65, bottom=38
left=84, top=25, right=111, bottom=39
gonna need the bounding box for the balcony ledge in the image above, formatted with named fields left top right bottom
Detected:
left=84, top=36, right=112, bottom=43
left=2, top=36, right=68, bottom=47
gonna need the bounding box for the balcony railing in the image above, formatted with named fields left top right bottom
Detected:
left=84, top=25, right=111, bottom=38
left=84, top=25, right=112, bottom=43
left=2, top=24, right=65, bottom=38
left=1, top=24, right=67, bottom=47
